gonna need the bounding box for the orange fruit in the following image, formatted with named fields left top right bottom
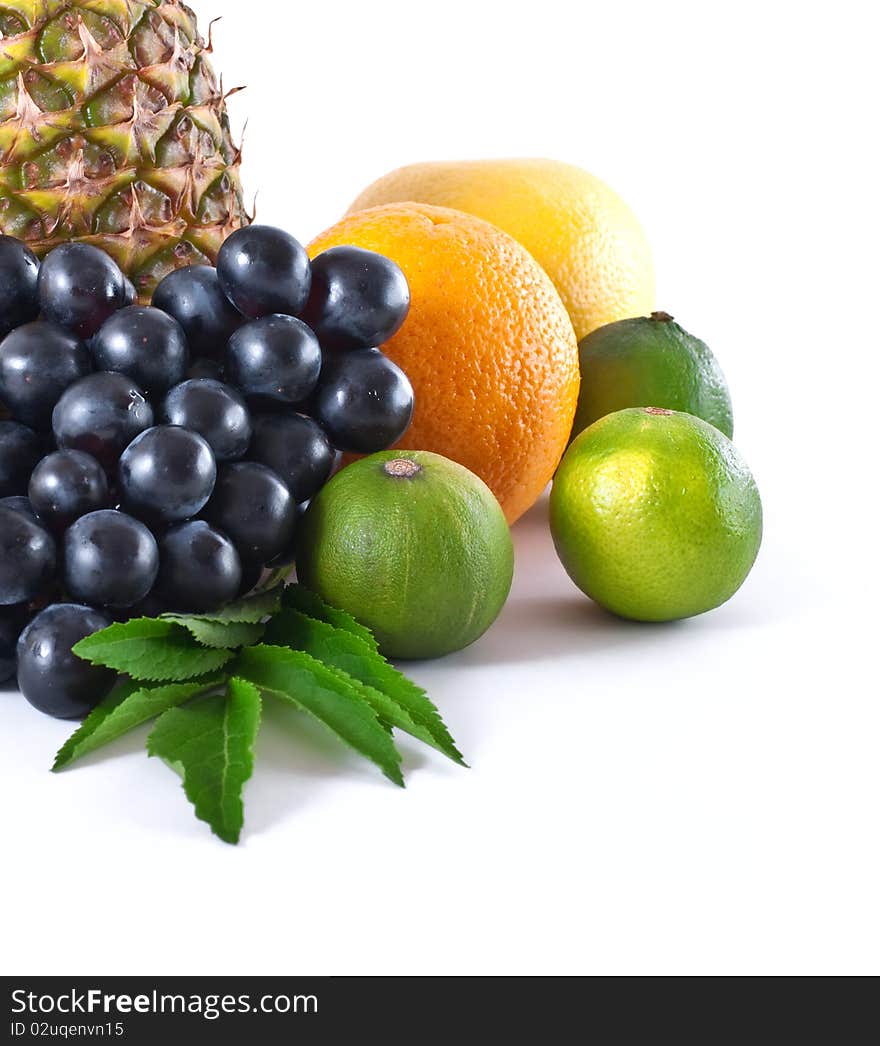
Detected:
left=347, top=158, right=655, bottom=343
left=308, top=203, right=580, bottom=523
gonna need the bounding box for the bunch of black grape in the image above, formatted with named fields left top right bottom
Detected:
left=0, top=228, right=413, bottom=718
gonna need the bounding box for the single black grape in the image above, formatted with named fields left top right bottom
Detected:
left=122, top=277, right=137, bottom=307
left=0, top=505, right=56, bottom=606
left=38, top=243, right=128, bottom=338
left=0, top=495, right=38, bottom=523
left=160, top=379, right=252, bottom=462
left=313, top=348, right=414, bottom=453
left=0, top=420, right=42, bottom=496
left=0, top=322, right=91, bottom=428
left=249, top=413, right=336, bottom=503
left=52, top=372, right=153, bottom=469
left=28, top=450, right=109, bottom=533
left=119, top=425, right=216, bottom=524
left=226, top=315, right=322, bottom=406
left=152, top=265, right=243, bottom=359
left=90, top=306, right=189, bottom=395
left=203, top=462, right=296, bottom=564
left=64, top=510, right=160, bottom=608
left=155, top=520, right=242, bottom=613
left=302, top=246, right=410, bottom=351
left=17, top=604, right=115, bottom=718
left=217, top=226, right=311, bottom=318
left=0, top=236, right=40, bottom=338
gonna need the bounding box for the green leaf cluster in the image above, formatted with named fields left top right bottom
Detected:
left=59, top=585, right=464, bottom=844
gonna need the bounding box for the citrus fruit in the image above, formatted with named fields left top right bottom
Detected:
left=309, top=203, right=580, bottom=524
left=550, top=408, right=762, bottom=622
left=347, top=158, right=655, bottom=343
left=296, top=450, right=514, bottom=659
left=572, top=311, right=734, bottom=441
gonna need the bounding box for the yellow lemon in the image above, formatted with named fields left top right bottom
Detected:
left=348, top=158, right=655, bottom=342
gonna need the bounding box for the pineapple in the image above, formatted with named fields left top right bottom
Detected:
left=0, top=0, right=249, bottom=299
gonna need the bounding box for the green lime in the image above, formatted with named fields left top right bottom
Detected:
left=550, top=407, right=762, bottom=622
left=571, top=311, right=734, bottom=441
left=297, top=450, right=514, bottom=659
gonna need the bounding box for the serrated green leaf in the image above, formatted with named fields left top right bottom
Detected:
left=162, top=616, right=265, bottom=649
left=265, top=609, right=465, bottom=765
left=196, top=586, right=283, bottom=625
left=72, top=618, right=234, bottom=681
left=282, top=584, right=378, bottom=651
left=235, top=645, right=404, bottom=787
left=147, top=678, right=262, bottom=845
left=52, top=676, right=225, bottom=772
left=52, top=679, right=142, bottom=769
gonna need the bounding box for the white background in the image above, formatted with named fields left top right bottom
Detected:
left=2, top=0, right=878, bottom=975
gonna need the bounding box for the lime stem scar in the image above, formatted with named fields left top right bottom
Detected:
left=383, top=458, right=423, bottom=479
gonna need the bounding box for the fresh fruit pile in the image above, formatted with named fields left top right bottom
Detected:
left=0, top=227, right=415, bottom=718
left=0, top=0, right=768, bottom=848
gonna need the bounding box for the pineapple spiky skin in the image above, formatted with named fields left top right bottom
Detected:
left=0, top=0, right=249, bottom=300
